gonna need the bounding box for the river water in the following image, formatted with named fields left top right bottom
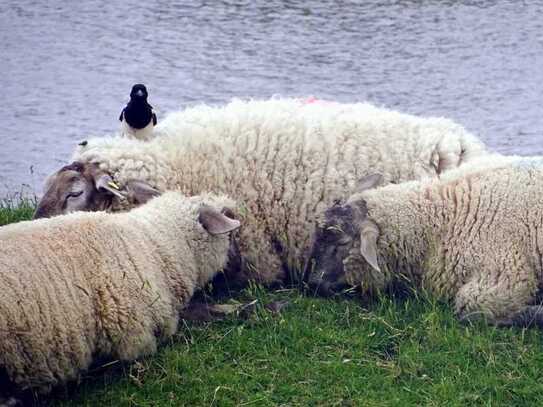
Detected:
left=1, top=0, right=543, bottom=196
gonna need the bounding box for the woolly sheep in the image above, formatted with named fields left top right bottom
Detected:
left=305, top=154, right=543, bottom=327
left=35, top=98, right=488, bottom=286
left=0, top=191, right=240, bottom=394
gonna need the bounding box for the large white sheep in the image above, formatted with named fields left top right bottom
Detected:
left=305, top=154, right=543, bottom=327
left=0, top=191, right=240, bottom=395
left=35, top=98, right=488, bottom=286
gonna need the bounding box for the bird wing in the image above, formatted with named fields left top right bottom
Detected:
left=118, top=108, right=125, bottom=122
left=152, top=112, right=157, bottom=125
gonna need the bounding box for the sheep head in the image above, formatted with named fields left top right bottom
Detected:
left=34, top=162, right=160, bottom=218
left=304, top=174, right=384, bottom=296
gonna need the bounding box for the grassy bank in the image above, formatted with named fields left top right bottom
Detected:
left=2, top=205, right=543, bottom=406
left=47, top=289, right=543, bottom=406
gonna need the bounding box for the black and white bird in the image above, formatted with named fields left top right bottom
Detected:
left=119, top=84, right=157, bottom=140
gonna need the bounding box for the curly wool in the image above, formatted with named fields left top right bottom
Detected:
left=0, top=192, right=234, bottom=393
left=73, top=98, right=487, bottom=284
left=347, top=154, right=543, bottom=324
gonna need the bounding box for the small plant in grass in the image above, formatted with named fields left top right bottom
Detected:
left=0, top=194, right=36, bottom=226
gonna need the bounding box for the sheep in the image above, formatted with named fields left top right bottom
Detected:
left=304, top=153, right=543, bottom=327
left=0, top=191, right=240, bottom=395
left=34, top=98, right=488, bottom=286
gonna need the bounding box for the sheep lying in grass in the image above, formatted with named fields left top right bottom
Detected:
left=0, top=191, right=240, bottom=394
left=305, top=154, right=543, bottom=327
left=34, top=98, right=488, bottom=287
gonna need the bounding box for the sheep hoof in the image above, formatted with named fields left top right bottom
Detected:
left=458, top=310, right=491, bottom=326
left=507, top=305, right=543, bottom=328
left=180, top=301, right=250, bottom=322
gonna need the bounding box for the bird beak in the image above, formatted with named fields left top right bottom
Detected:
left=136, top=89, right=144, bottom=97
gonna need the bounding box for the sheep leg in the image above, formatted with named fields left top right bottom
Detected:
left=499, top=305, right=543, bottom=328
left=455, top=269, right=538, bottom=326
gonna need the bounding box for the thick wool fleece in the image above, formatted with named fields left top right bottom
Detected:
left=73, top=98, right=487, bottom=284
left=0, top=192, right=234, bottom=393
left=347, top=155, right=543, bottom=324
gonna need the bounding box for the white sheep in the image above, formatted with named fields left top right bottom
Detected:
left=305, top=154, right=543, bottom=327
left=0, top=191, right=240, bottom=394
left=35, top=98, right=488, bottom=286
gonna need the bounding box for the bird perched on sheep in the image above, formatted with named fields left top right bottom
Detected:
left=35, top=98, right=488, bottom=287
left=305, top=154, right=543, bottom=327
left=0, top=191, right=240, bottom=395
left=119, top=84, right=157, bottom=140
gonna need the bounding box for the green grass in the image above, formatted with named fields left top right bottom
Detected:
left=0, top=195, right=36, bottom=226
left=44, top=289, right=543, bottom=406
left=3, top=204, right=543, bottom=406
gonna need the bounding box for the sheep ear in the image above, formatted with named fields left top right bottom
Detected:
left=123, top=180, right=161, bottom=204
left=95, top=174, right=124, bottom=199
left=220, top=206, right=238, bottom=220
left=357, top=174, right=384, bottom=191
left=199, top=205, right=241, bottom=235
left=359, top=219, right=381, bottom=272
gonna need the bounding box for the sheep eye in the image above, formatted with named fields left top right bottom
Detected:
left=337, top=238, right=351, bottom=246
left=67, top=191, right=83, bottom=199
left=326, top=225, right=342, bottom=232
left=322, top=226, right=342, bottom=242
left=322, top=224, right=352, bottom=246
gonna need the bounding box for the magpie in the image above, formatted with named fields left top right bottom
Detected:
left=119, top=84, right=157, bottom=140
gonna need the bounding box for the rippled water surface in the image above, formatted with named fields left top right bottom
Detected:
left=1, top=1, right=543, bottom=195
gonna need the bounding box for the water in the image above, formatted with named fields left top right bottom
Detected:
left=1, top=0, right=543, bottom=196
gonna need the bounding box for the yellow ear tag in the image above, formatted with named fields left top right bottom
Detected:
left=108, top=181, right=120, bottom=190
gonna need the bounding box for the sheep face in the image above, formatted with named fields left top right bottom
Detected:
left=305, top=174, right=385, bottom=297
left=33, top=162, right=116, bottom=218
left=305, top=202, right=364, bottom=296
left=34, top=162, right=160, bottom=218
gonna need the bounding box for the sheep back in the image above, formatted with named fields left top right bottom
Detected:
left=73, top=98, right=487, bottom=284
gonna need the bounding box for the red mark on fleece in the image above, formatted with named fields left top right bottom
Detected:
left=301, top=97, right=337, bottom=106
